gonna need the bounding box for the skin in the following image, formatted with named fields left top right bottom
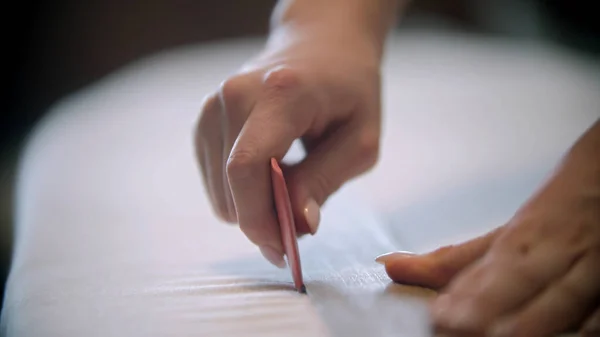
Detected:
left=382, top=120, right=600, bottom=336
left=195, top=0, right=402, bottom=265
left=195, top=0, right=600, bottom=335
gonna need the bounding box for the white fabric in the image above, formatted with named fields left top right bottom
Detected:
left=2, top=29, right=599, bottom=336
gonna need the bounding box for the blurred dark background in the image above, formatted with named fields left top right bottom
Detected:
left=0, top=0, right=598, bottom=303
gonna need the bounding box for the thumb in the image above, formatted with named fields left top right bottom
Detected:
left=286, top=123, right=380, bottom=235
left=377, top=227, right=503, bottom=290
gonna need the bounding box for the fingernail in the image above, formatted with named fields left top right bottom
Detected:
left=375, top=251, right=416, bottom=265
left=488, top=320, right=515, bottom=337
left=260, top=245, right=287, bottom=269
left=304, top=198, right=320, bottom=235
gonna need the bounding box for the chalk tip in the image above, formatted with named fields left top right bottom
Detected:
left=299, top=284, right=307, bottom=294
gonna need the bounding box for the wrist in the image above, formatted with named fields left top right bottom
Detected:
left=555, top=120, right=600, bottom=195
left=524, top=120, right=600, bottom=212
left=264, top=21, right=385, bottom=68
left=269, top=0, right=403, bottom=63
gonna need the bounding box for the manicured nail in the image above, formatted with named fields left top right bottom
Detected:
left=260, top=246, right=286, bottom=269
left=304, top=198, right=320, bottom=235
left=375, top=251, right=416, bottom=265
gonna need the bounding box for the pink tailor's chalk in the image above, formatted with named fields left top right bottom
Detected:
left=270, top=158, right=305, bottom=293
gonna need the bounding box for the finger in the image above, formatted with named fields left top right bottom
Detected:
left=285, top=72, right=379, bottom=235
left=284, top=115, right=380, bottom=235
left=226, top=67, right=320, bottom=265
left=430, top=226, right=583, bottom=332
left=194, top=97, right=211, bottom=194
left=379, top=227, right=502, bottom=289
left=195, top=93, right=228, bottom=220
left=581, top=305, right=600, bottom=336
left=489, top=252, right=600, bottom=337
left=219, top=76, right=257, bottom=223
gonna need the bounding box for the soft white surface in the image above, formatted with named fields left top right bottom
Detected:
left=2, top=30, right=599, bottom=336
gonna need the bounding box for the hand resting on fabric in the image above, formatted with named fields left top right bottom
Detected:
left=377, top=120, right=600, bottom=336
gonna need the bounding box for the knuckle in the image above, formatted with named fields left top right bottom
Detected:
left=219, top=76, right=246, bottom=107
left=510, top=260, right=545, bottom=286
left=487, top=250, right=544, bottom=287
left=494, top=222, right=535, bottom=253
left=262, top=66, right=301, bottom=94
left=226, top=149, right=259, bottom=181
